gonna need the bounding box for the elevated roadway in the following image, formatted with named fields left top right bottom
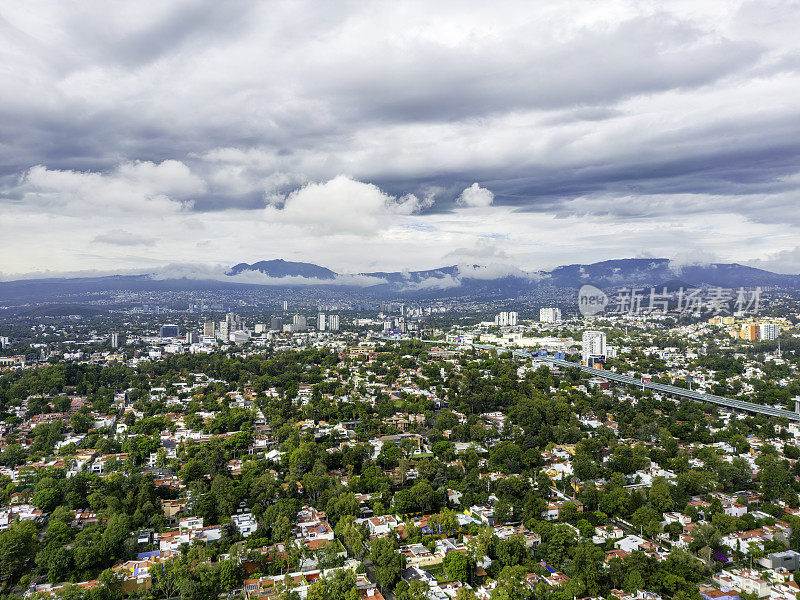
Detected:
left=537, top=355, right=800, bottom=422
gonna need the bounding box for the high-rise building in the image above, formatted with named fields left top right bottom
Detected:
left=582, top=330, right=607, bottom=365
left=110, top=332, right=119, bottom=348
left=270, top=316, right=283, bottom=332
left=760, top=323, right=779, bottom=341
left=186, top=332, right=199, bottom=344
left=217, top=321, right=230, bottom=341
left=203, top=320, right=216, bottom=338
left=495, top=312, right=517, bottom=326
left=741, top=324, right=759, bottom=341
left=160, top=324, right=180, bottom=338
left=318, top=312, right=326, bottom=331
left=225, top=312, right=243, bottom=330
left=292, top=314, right=307, bottom=331
left=283, top=300, right=288, bottom=311
left=540, top=308, right=561, bottom=323
left=328, top=314, right=340, bottom=331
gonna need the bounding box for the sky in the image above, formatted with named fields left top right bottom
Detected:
left=2, top=0, right=800, bottom=279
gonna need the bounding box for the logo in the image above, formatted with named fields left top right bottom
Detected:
left=578, top=285, right=608, bottom=317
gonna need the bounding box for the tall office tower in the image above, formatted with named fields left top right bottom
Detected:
left=270, top=316, right=283, bottom=332
left=318, top=312, right=326, bottom=331
left=110, top=332, right=119, bottom=348
left=160, top=324, right=180, bottom=338
left=540, top=308, right=562, bottom=323
left=328, top=314, right=340, bottom=331
left=203, top=320, right=216, bottom=337
left=217, top=320, right=230, bottom=341
left=254, top=323, right=266, bottom=334
left=293, top=314, right=307, bottom=331
left=582, top=330, right=607, bottom=365
left=283, top=300, right=288, bottom=311
left=225, top=312, right=243, bottom=331
left=760, top=323, right=779, bottom=341
left=508, top=312, right=518, bottom=326
left=186, top=332, right=199, bottom=344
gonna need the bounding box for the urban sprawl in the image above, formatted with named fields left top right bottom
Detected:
left=2, top=296, right=800, bottom=600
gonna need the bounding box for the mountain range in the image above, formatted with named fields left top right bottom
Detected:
left=1, top=258, right=798, bottom=303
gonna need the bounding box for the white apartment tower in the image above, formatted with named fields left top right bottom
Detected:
left=328, top=314, right=340, bottom=331
left=760, top=323, right=779, bottom=341
left=582, top=330, right=607, bottom=365
left=318, top=312, right=326, bottom=331
left=540, top=308, right=561, bottom=323
left=494, top=312, right=518, bottom=326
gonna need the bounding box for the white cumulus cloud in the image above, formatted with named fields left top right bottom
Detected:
left=457, top=183, right=494, bottom=208
left=268, top=175, right=427, bottom=235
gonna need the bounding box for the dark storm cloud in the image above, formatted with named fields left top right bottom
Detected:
left=2, top=0, right=800, bottom=273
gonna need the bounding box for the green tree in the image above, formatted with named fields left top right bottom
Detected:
left=370, top=536, right=405, bottom=590
left=0, top=520, right=38, bottom=588
left=443, top=551, right=470, bottom=582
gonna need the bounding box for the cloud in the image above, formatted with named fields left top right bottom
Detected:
left=268, top=175, right=427, bottom=235
left=93, top=229, right=155, bottom=246
left=668, top=250, right=720, bottom=275
left=1, top=2, right=800, bottom=274
left=456, top=263, right=530, bottom=280
left=149, top=262, right=387, bottom=287
left=456, top=183, right=494, bottom=208
left=6, top=160, right=202, bottom=216
left=445, top=239, right=509, bottom=261
left=746, top=246, right=800, bottom=275
left=399, top=273, right=461, bottom=291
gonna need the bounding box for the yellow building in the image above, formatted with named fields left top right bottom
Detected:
left=740, top=324, right=759, bottom=341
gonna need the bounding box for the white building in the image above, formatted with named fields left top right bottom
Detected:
left=230, top=330, right=251, bottom=344
left=231, top=513, right=258, bottom=537
left=494, top=312, right=518, bottom=326
left=760, top=323, right=779, bottom=341
left=317, top=312, right=326, bottom=331
left=328, top=314, right=340, bottom=331
left=293, top=314, right=307, bottom=332
left=582, top=330, right=607, bottom=365
left=540, top=308, right=561, bottom=323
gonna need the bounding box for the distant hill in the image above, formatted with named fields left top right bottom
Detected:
left=1, top=257, right=798, bottom=303
left=543, top=258, right=800, bottom=289
left=228, top=259, right=336, bottom=279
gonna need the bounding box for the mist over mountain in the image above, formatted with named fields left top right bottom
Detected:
left=228, top=259, right=337, bottom=280
left=543, top=258, right=800, bottom=289
left=1, top=258, right=798, bottom=304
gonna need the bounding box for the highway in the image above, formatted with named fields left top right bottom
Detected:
left=535, top=355, right=800, bottom=422
left=412, top=338, right=798, bottom=421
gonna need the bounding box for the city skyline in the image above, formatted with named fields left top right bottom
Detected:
left=2, top=1, right=800, bottom=277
